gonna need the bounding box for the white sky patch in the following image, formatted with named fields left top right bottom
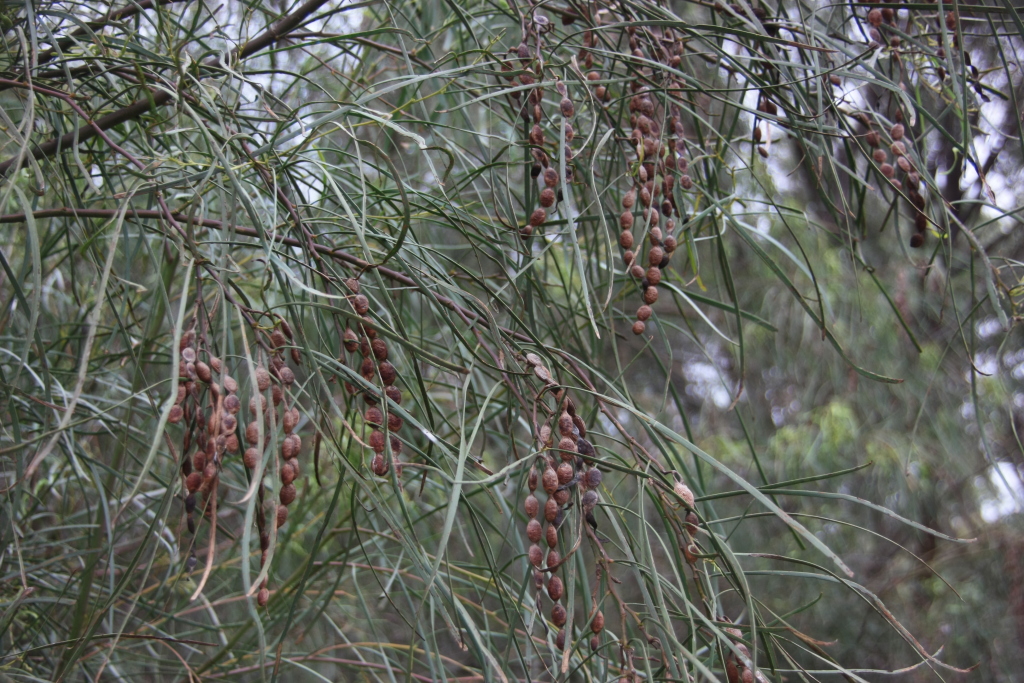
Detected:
left=974, top=461, right=1024, bottom=523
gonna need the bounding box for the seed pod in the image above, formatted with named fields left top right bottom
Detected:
left=890, top=123, right=905, bottom=140
left=271, top=329, right=288, bottom=349
left=866, top=130, right=880, bottom=147
left=897, top=156, right=912, bottom=173
left=639, top=187, right=651, bottom=207
left=643, top=286, right=659, bottom=305
left=560, top=98, right=574, bottom=118
left=540, top=525, right=557, bottom=552
left=527, top=518, right=542, bottom=543
left=186, top=472, right=202, bottom=492
left=543, top=167, right=558, bottom=188
left=542, top=467, right=558, bottom=494
left=572, top=414, right=586, bottom=439
left=590, top=635, right=599, bottom=650
left=915, top=212, right=928, bottom=233
left=872, top=149, right=887, bottom=164
left=371, top=452, right=389, bottom=476
left=558, top=437, right=576, bottom=455
left=867, top=8, right=882, bottom=25
left=169, top=405, right=184, bottom=424
left=890, top=141, right=906, bottom=156
left=647, top=267, right=662, bottom=286
left=595, top=85, right=607, bottom=100
left=244, top=448, right=260, bottom=469
left=276, top=461, right=295, bottom=486
left=276, top=505, right=288, bottom=528
left=529, top=544, right=543, bottom=566
left=341, top=328, right=359, bottom=353
left=224, top=394, right=241, bottom=414
left=555, top=629, right=566, bottom=650
left=909, top=233, right=925, bottom=248
left=256, top=367, right=271, bottom=392
left=557, top=462, right=574, bottom=485
left=620, top=211, right=634, bottom=231
left=352, top=294, right=371, bottom=315
left=548, top=575, right=564, bottom=601
left=193, top=451, right=206, bottom=473
left=385, top=386, right=402, bottom=404
left=221, top=413, right=237, bottom=434
left=547, top=549, right=561, bottom=568
left=195, top=361, right=212, bottom=383
left=680, top=175, right=693, bottom=190
left=632, top=320, right=646, bottom=335
left=530, top=124, right=544, bottom=146
left=368, top=429, right=386, bottom=453
left=256, top=587, right=270, bottom=607
left=181, top=347, right=197, bottom=364
left=630, top=264, right=645, bottom=279
left=224, top=433, right=239, bottom=453
left=583, top=468, right=603, bottom=489
left=551, top=602, right=567, bottom=627
left=882, top=6, right=894, bottom=22
left=637, top=304, right=653, bottom=321
left=622, top=189, right=636, bottom=209
left=529, top=208, right=547, bottom=227
left=378, top=362, right=397, bottom=386
left=674, top=481, right=695, bottom=508
left=553, top=488, right=569, bottom=505
left=880, top=163, right=895, bottom=178
left=280, top=481, right=296, bottom=507
left=685, top=510, right=700, bottom=535
left=545, top=496, right=559, bottom=522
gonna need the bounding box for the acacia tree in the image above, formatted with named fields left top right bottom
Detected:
left=0, top=0, right=1021, bottom=680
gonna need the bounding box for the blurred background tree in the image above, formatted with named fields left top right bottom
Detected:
left=0, top=0, right=1021, bottom=680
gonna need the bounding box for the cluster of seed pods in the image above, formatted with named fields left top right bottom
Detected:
left=862, top=112, right=930, bottom=248
left=523, top=394, right=603, bottom=652
left=338, top=279, right=405, bottom=478
left=172, top=328, right=242, bottom=537
left=865, top=2, right=902, bottom=49
left=723, top=620, right=756, bottom=683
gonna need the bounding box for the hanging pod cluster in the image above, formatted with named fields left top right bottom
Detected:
left=337, top=278, right=406, bottom=478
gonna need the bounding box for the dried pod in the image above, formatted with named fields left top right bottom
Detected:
left=371, top=452, right=389, bottom=476
left=643, top=286, right=659, bottom=305
left=387, top=411, right=403, bottom=432
left=278, top=366, right=295, bottom=386
left=244, top=448, right=260, bottom=469
left=557, top=437, right=577, bottom=455
left=546, top=523, right=559, bottom=549
left=909, top=233, right=925, bottom=248
left=872, top=149, right=887, bottom=164
left=542, top=467, right=559, bottom=494
left=353, top=294, right=370, bottom=315
left=203, top=462, right=218, bottom=482
left=622, top=189, right=636, bottom=209
left=637, top=304, right=653, bottom=321
left=256, top=367, right=271, bottom=392
left=590, top=635, right=599, bottom=650
left=866, top=130, right=880, bottom=147
left=632, top=320, right=646, bottom=335
left=915, top=212, right=928, bottom=233
left=271, top=329, right=288, bottom=349
left=530, top=208, right=547, bottom=227
left=620, top=211, right=634, bottom=230
left=583, top=468, right=603, bottom=489
left=525, top=493, right=540, bottom=517
left=891, top=123, right=905, bottom=140
left=560, top=98, right=574, bottom=118
left=195, top=361, right=212, bottom=383
left=551, top=602, right=567, bottom=627
left=169, top=405, right=183, bottom=424
left=548, top=575, right=564, bottom=601
left=557, top=462, right=574, bottom=485
left=224, top=394, right=241, bottom=414
left=631, top=264, right=645, bottom=279
left=527, top=518, right=543, bottom=543
left=257, top=588, right=270, bottom=607
left=674, top=481, right=696, bottom=508
left=543, top=167, right=558, bottom=188
left=529, top=544, right=544, bottom=566
left=544, top=496, right=559, bottom=522
left=181, top=347, right=196, bottom=364
left=880, top=163, right=895, bottom=178
left=343, top=328, right=359, bottom=353
left=528, top=467, right=539, bottom=491
left=555, top=629, right=566, bottom=650
left=572, top=414, right=586, bottom=439
left=867, top=8, right=882, bottom=25
left=224, top=434, right=239, bottom=453
left=193, top=451, right=206, bottom=473
left=680, top=175, right=693, bottom=190
left=281, top=460, right=298, bottom=485
left=554, top=488, right=570, bottom=505
left=276, top=505, right=288, bottom=528
left=280, top=483, right=297, bottom=506
left=186, top=472, right=202, bottom=492
left=546, top=549, right=561, bottom=568
left=540, top=188, right=555, bottom=207
left=647, top=266, right=662, bottom=286
left=890, top=141, right=906, bottom=156
left=385, top=386, right=402, bottom=404
left=378, top=361, right=397, bottom=386
left=369, top=429, right=386, bottom=453
left=558, top=412, right=574, bottom=437
left=685, top=510, right=700, bottom=535
left=897, top=156, right=912, bottom=173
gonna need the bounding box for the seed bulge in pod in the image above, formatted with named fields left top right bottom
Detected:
left=530, top=124, right=544, bottom=146
left=543, top=167, right=558, bottom=188
left=280, top=483, right=297, bottom=506
left=195, top=361, right=212, bottom=383
left=572, top=414, right=586, bottom=439
left=249, top=394, right=267, bottom=415
left=550, top=601, right=568, bottom=627
left=224, top=434, right=239, bottom=453
left=890, top=141, right=906, bottom=156
left=623, top=250, right=634, bottom=266
left=343, top=328, right=359, bottom=353
left=544, top=496, right=559, bottom=522
left=583, top=468, right=603, bottom=489
left=664, top=235, right=678, bottom=252
left=538, top=187, right=556, bottom=208
left=223, top=375, right=239, bottom=394
left=281, top=460, right=298, bottom=485
left=897, top=156, right=912, bottom=173
left=186, top=472, right=202, bottom=492
left=529, top=208, right=546, bottom=227
left=283, top=407, right=299, bottom=434
left=184, top=492, right=197, bottom=514
left=620, top=210, right=634, bottom=231
left=560, top=98, right=574, bottom=118
left=277, top=366, right=294, bottom=386
left=528, top=467, right=539, bottom=491
left=389, top=435, right=403, bottom=456
left=286, top=434, right=302, bottom=458
left=352, top=294, right=370, bottom=315
left=555, top=629, right=566, bottom=650
left=915, top=212, right=928, bottom=233
left=193, top=451, right=206, bottom=473
left=370, top=452, right=389, bottom=476
left=361, top=407, right=384, bottom=428
left=648, top=246, right=665, bottom=267
left=276, top=505, right=288, bottom=528
left=546, top=523, right=559, bottom=548
left=630, top=264, right=645, bottom=279
left=181, top=347, right=196, bottom=364
left=257, top=588, right=270, bottom=607
left=244, top=448, right=260, bottom=469
left=554, top=488, right=570, bottom=505
left=590, top=635, right=599, bottom=650
left=360, top=357, right=375, bottom=379
left=909, top=233, right=924, bottom=248
left=647, top=266, right=662, bottom=286
left=576, top=438, right=595, bottom=458
left=255, top=367, right=271, bottom=392
left=271, top=329, right=288, bottom=349
left=558, top=437, right=577, bottom=455
left=880, top=163, right=895, bottom=178
left=169, top=405, right=183, bottom=424
left=365, top=337, right=387, bottom=361
left=547, top=574, right=565, bottom=601
left=221, top=413, right=237, bottom=434
left=528, top=544, right=543, bottom=566
left=224, top=394, right=241, bottom=414
left=387, top=412, right=402, bottom=432
left=527, top=518, right=542, bottom=543
left=591, top=609, right=605, bottom=633
left=558, top=412, right=574, bottom=437
left=643, top=286, right=659, bottom=305
left=546, top=549, right=561, bottom=568
left=369, top=429, right=386, bottom=453
left=378, top=362, right=397, bottom=386
left=557, top=462, right=574, bottom=485
left=385, top=386, right=402, bottom=404
left=203, top=462, right=217, bottom=482
left=542, top=467, right=558, bottom=494
left=674, top=481, right=695, bottom=508
left=639, top=187, right=651, bottom=207
left=685, top=510, right=700, bottom=535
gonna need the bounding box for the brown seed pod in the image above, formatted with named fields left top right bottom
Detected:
left=680, top=174, right=693, bottom=190
left=343, top=328, right=359, bottom=353
left=530, top=124, right=545, bottom=147
left=558, top=412, right=574, bottom=437
left=224, top=394, right=241, bottom=414
left=674, top=481, right=696, bottom=508
left=880, top=163, right=895, bottom=178
left=632, top=320, right=646, bottom=335
left=181, top=347, right=196, bottom=364
left=169, top=405, right=183, bottom=424
left=553, top=488, right=569, bottom=505
left=623, top=250, right=634, bottom=267
left=557, top=462, right=574, bottom=485
left=539, top=188, right=555, bottom=208
left=280, top=460, right=297, bottom=485
left=546, top=549, right=561, bottom=568
left=243, top=448, right=260, bottom=469
left=647, top=266, right=662, bottom=286
left=528, top=467, right=539, bottom=491
left=648, top=226, right=663, bottom=245
left=525, top=493, right=540, bottom=518
left=256, top=587, right=270, bottom=607
left=360, top=357, right=375, bottom=380
left=915, top=212, right=928, bottom=233
left=557, top=437, right=576, bottom=455
left=385, top=411, right=402, bottom=432
left=278, top=366, right=295, bottom=386
left=685, top=510, right=700, bottom=535
left=555, top=629, right=566, bottom=650
left=271, top=329, right=288, bottom=349
left=897, top=156, right=912, bottom=173
left=867, top=8, right=882, bottom=25
left=224, top=434, right=239, bottom=453
left=371, top=452, right=389, bottom=476
left=256, top=367, right=271, bottom=392
left=890, top=123, right=905, bottom=140
left=630, top=264, right=645, bottom=279
left=591, top=609, right=605, bottom=633
left=193, top=451, right=206, bottom=473
left=385, top=386, right=402, bottom=404
left=378, top=362, right=397, bottom=386
left=527, top=518, right=542, bottom=543
left=866, top=130, right=880, bottom=147
left=637, top=305, right=653, bottom=321
left=276, top=505, right=288, bottom=528
left=353, top=295, right=370, bottom=315
left=543, top=167, right=558, bottom=188
left=249, top=394, right=267, bottom=415
left=542, top=467, right=559, bottom=494
left=369, top=429, right=386, bottom=453
left=528, top=544, right=543, bottom=567
left=583, top=468, right=603, bottom=489
left=622, top=189, right=636, bottom=209
left=186, top=472, right=202, bottom=492
left=203, top=462, right=218, bottom=481
left=544, top=524, right=561, bottom=548
left=530, top=208, right=547, bottom=227
left=643, top=286, right=659, bottom=305
left=560, top=98, right=574, bottom=118
left=280, top=483, right=297, bottom=507
left=195, top=361, right=212, bottom=383
left=280, top=408, right=297, bottom=435
left=590, top=635, right=599, bottom=650
left=548, top=575, right=564, bottom=601
left=664, top=234, right=678, bottom=252
left=647, top=246, right=665, bottom=267
left=620, top=211, right=634, bottom=231
left=572, top=414, right=586, bottom=439
left=909, top=233, right=925, bottom=248
left=872, top=149, right=887, bottom=163
left=890, top=141, right=906, bottom=156
left=544, top=496, right=559, bottom=522
left=551, top=602, right=567, bottom=627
